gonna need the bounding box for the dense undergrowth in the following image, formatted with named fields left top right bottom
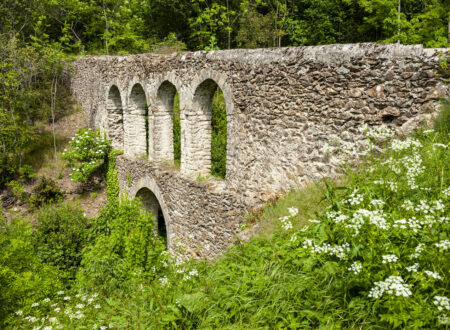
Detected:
left=1, top=104, right=449, bottom=328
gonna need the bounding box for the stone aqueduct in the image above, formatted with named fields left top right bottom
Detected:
left=69, top=43, right=448, bottom=259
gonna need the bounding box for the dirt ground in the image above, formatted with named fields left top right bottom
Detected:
left=1, top=111, right=108, bottom=222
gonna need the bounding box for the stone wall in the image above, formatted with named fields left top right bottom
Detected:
left=116, top=157, right=248, bottom=260
left=69, top=43, right=448, bottom=258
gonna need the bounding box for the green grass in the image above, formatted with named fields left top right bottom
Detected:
left=5, top=106, right=450, bottom=329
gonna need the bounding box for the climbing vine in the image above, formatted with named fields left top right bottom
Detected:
left=106, top=150, right=123, bottom=202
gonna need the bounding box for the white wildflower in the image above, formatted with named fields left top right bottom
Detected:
left=31, top=302, right=39, bottom=307
left=424, top=270, right=443, bottom=280
left=344, top=190, right=364, bottom=206
left=382, top=254, right=398, bottom=263
left=15, top=310, right=23, bottom=316
left=405, top=263, right=419, bottom=272
left=411, top=243, right=425, bottom=259
left=435, top=240, right=450, bottom=251
left=370, top=199, right=385, bottom=208
left=391, top=138, right=422, bottom=151
left=63, top=296, right=70, bottom=301
left=49, top=317, right=58, bottom=324
left=348, top=261, right=362, bottom=275
left=442, top=187, right=450, bottom=198
left=308, top=219, right=321, bottom=223
left=159, top=276, right=168, bottom=286
left=75, top=304, right=84, bottom=309
left=279, top=216, right=293, bottom=230
left=368, top=276, right=412, bottom=299
left=56, top=291, right=64, bottom=295
left=434, top=296, right=450, bottom=311
left=94, top=304, right=101, bottom=309
left=43, top=298, right=50, bottom=303
left=54, top=308, right=61, bottom=313
left=288, top=207, right=298, bottom=217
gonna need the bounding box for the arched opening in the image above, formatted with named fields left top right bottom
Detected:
left=136, top=187, right=167, bottom=244
left=154, top=81, right=180, bottom=166
left=126, top=84, right=148, bottom=158
left=192, top=79, right=227, bottom=178
left=106, top=85, right=124, bottom=149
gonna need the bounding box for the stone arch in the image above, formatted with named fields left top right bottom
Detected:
left=136, top=187, right=167, bottom=243
left=185, top=71, right=233, bottom=177
left=126, top=83, right=148, bottom=158
left=153, top=80, right=179, bottom=162
left=106, top=85, right=124, bottom=149
left=128, top=177, right=173, bottom=250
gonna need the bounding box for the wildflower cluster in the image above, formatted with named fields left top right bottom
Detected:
left=12, top=292, right=108, bottom=329
left=283, top=128, right=449, bottom=327
left=368, top=276, right=412, bottom=298
left=61, top=129, right=111, bottom=183
left=279, top=207, right=298, bottom=231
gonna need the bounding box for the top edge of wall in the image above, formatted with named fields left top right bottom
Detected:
left=76, top=43, right=449, bottom=65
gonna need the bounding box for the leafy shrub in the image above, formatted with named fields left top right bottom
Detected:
left=6, top=180, right=27, bottom=202
left=61, top=129, right=111, bottom=183
left=33, top=203, right=88, bottom=282
left=30, top=176, right=63, bottom=208
left=0, top=217, right=63, bottom=326
left=19, top=164, right=37, bottom=182
left=77, top=198, right=166, bottom=293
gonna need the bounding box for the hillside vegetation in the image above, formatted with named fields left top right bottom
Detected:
left=1, top=103, right=448, bottom=329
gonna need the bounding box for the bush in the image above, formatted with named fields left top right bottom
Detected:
left=6, top=180, right=27, bottom=202
left=0, top=217, right=63, bottom=326
left=30, top=176, right=63, bottom=208
left=61, top=129, right=111, bottom=183
left=33, top=203, right=88, bottom=282
left=77, top=198, right=166, bottom=293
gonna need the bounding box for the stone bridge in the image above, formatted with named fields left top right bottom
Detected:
left=69, top=43, right=447, bottom=259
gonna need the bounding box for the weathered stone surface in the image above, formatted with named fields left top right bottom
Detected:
left=68, top=43, right=449, bottom=259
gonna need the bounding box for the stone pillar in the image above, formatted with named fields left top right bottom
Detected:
left=125, top=84, right=148, bottom=158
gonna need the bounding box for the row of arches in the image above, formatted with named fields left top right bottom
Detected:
left=106, top=78, right=228, bottom=178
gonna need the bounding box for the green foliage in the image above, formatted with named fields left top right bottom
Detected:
left=30, top=176, right=64, bottom=208
left=77, top=198, right=166, bottom=293
left=0, top=217, right=63, bottom=326
left=173, top=92, right=181, bottom=164
left=61, top=129, right=111, bottom=183
left=33, top=204, right=88, bottom=281
left=19, top=165, right=37, bottom=182
left=6, top=180, right=27, bottom=201
left=9, top=291, right=108, bottom=329
left=106, top=150, right=123, bottom=202
left=211, top=89, right=227, bottom=179
left=63, top=127, right=448, bottom=329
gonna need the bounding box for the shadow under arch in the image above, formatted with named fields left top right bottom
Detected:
left=106, top=85, right=124, bottom=149
left=136, top=187, right=167, bottom=244
left=127, top=176, right=173, bottom=250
